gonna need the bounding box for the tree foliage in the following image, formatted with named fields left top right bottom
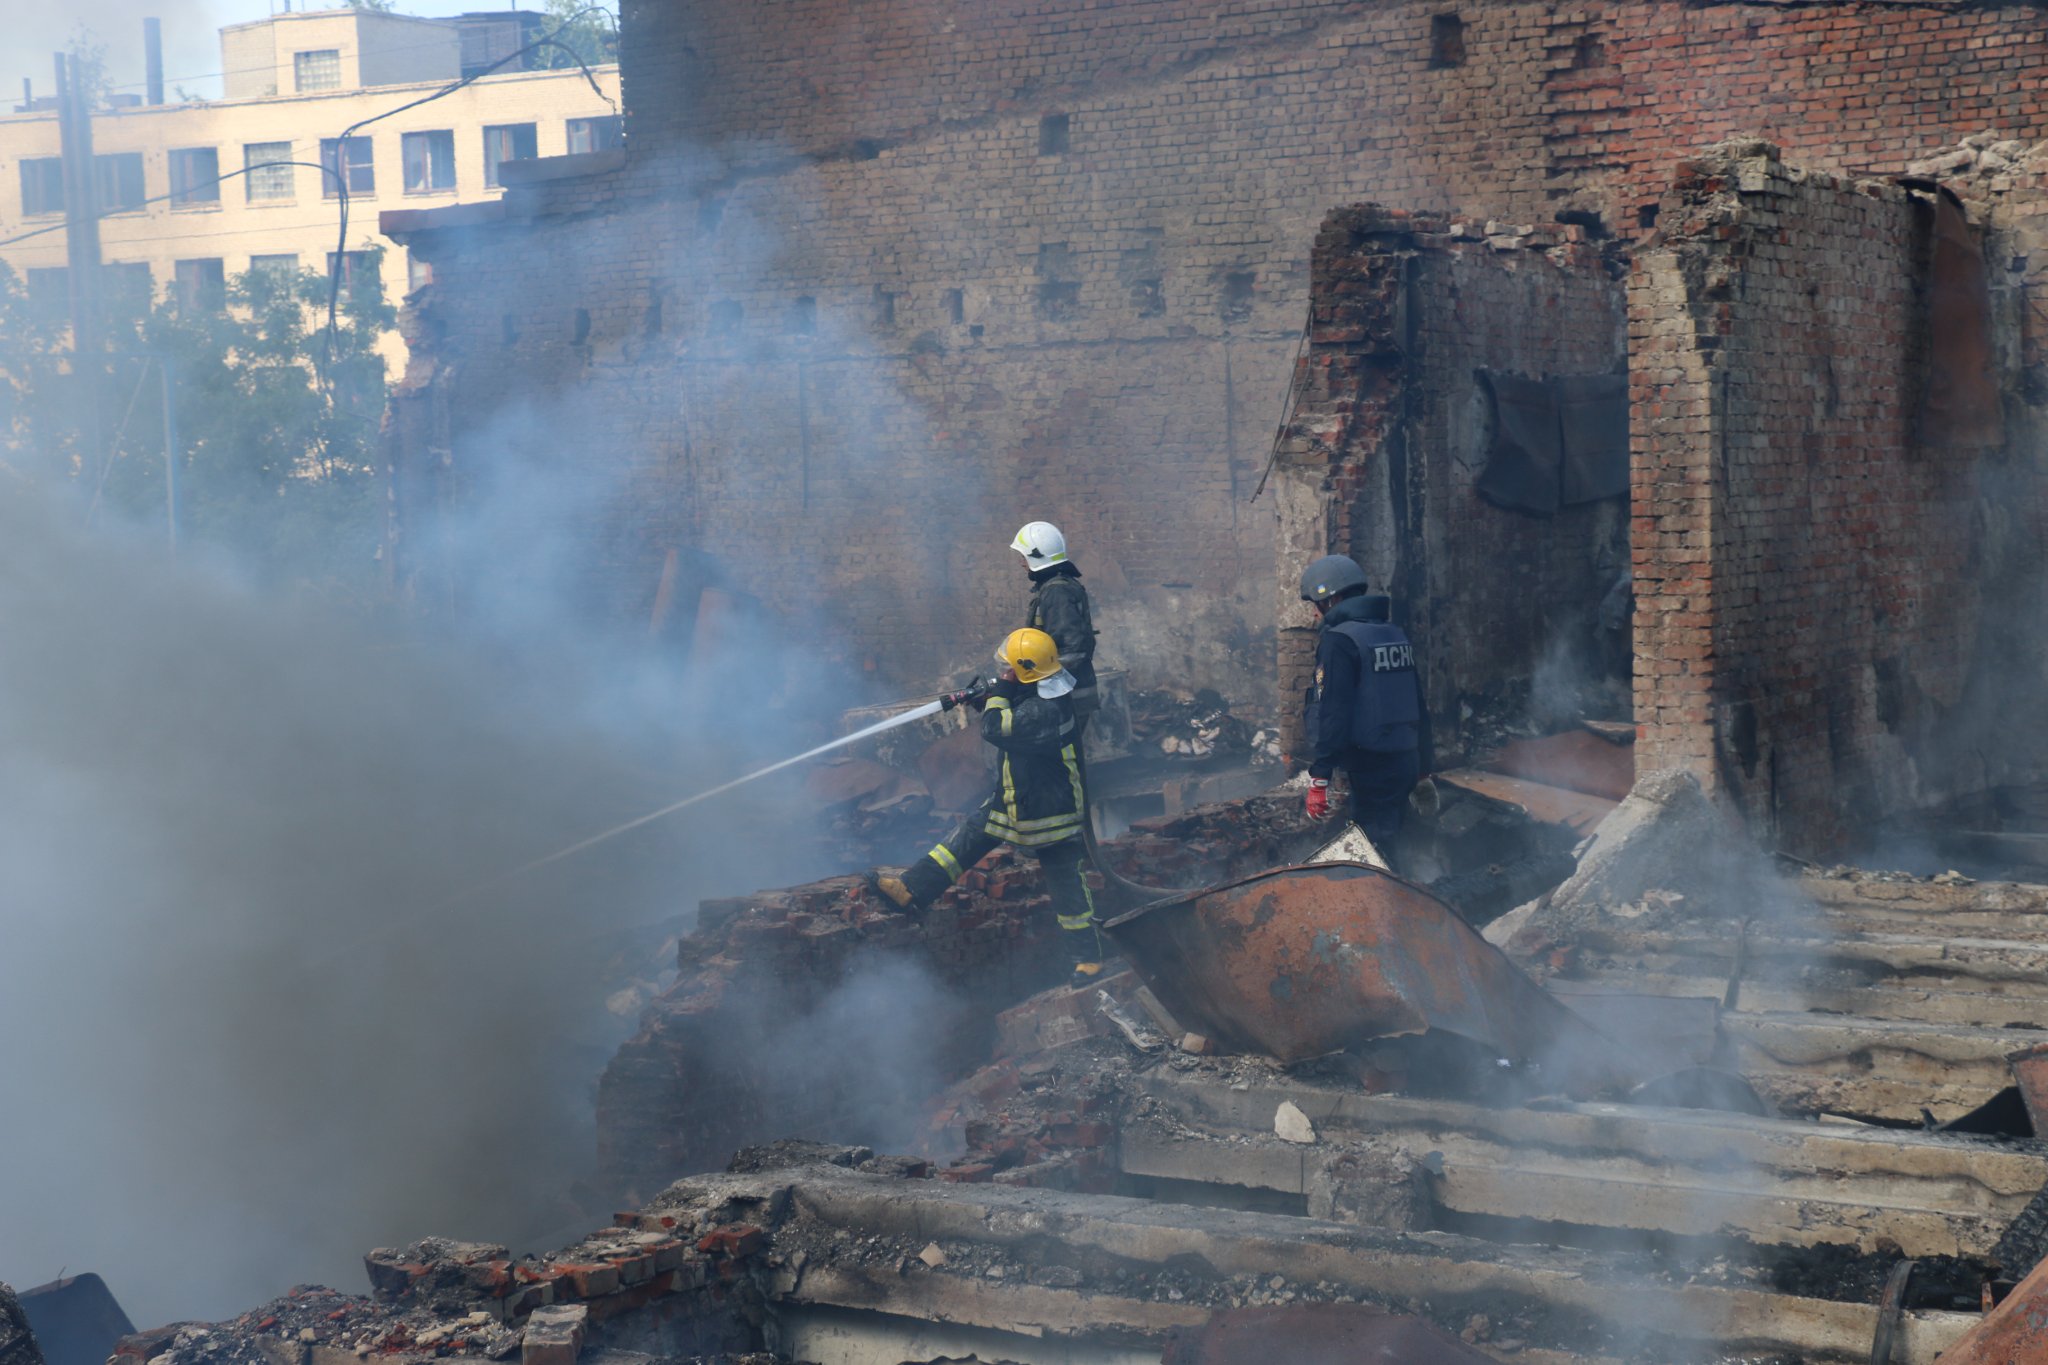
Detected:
left=536, top=0, right=618, bottom=70
left=0, top=252, right=395, bottom=595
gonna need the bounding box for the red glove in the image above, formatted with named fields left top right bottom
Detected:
left=1305, top=778, right=1331, bottom=820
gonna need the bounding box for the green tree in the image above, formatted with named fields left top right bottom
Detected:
left=0, top=251, right=395, bottom=596
left=536, top=0, right=618, bottom=70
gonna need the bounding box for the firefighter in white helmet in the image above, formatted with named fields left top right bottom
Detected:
left=1010, top=521, right=1099, bottom=723
left=870, top=628, right=1107, bottom=988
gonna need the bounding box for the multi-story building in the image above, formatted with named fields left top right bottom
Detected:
left=0, top=7, right=619, bottom=362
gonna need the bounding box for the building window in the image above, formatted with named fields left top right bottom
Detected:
left=401, top=130, right=456, bottom=193
left=320, top=137, right=374, bottom=198
left=244, top=142, right=295, bottom=202
left=174, top=258, right=226, bottom=312
left=294, top=48, right=342, bottom=92
left=250, top=253, right=299, bottom=279
left=406, top=252, right=433, bottom=294
left=169, top=147, right=220, bottom=207
left=566, top=115, right=622, bottom=154
left=94, top=153, right=145, bottom=213
left=108, top=261, right=153, bottom=307
left=19, top=158, right=63, bottom=215
left=25, top=267, right=68, bottom=317
left=328, top=251, right=381, bottom=299
left=482, top=123, right=537, bottom=188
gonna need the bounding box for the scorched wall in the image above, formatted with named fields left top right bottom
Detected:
left=389, top=0, right=2048, bottom=830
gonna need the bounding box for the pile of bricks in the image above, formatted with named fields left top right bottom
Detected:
left=596, top=792, right=1320, bottom=1198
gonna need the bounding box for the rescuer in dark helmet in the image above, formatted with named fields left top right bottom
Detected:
left=870, top=628, right=1107, bottom=988
left=1298, top=554, right=1430, bottom=859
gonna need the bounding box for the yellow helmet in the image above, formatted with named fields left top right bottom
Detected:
left=996, top=628, right=1062, bottom=684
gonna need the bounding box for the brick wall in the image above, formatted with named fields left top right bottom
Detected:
left=1631, top=141, right=2013, bottom=855
left=389, top=0, right=2048, bottom=822
left=1272, top=206, right=1626, bottom=763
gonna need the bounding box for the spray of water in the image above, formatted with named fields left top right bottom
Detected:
left=429, top=700, right=947, bottom=913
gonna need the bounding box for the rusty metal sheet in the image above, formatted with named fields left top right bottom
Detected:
left=1918, top=186, right=2004, bottom=451
left=2007, top=1039, right=2048, bottom=1138
left=1163, top=1304, right=1498, bottom=1364
left=1103, top=862, right=1637, bottom=1089
left=1436, top=767, right=1618, bottom=834
left=1485, top=729, right=1635, bottom=801
left=1932, top=1252, right=2048, bottom=1364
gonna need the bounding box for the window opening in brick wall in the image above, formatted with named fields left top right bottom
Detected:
left=1221, top=272, right=1254, bottom=323
left=874, top=287, right=898, bottom=328
left=1637, top=203, right=1659, bottom=230
left=249, top=252, right=299, bottom=280
left=94, top=153, right=145, bottom=213
left=294, top=48, right=341, bottom=92
left=19, top=157, right=63, bottom=215
left=711, top=300, right=742, bottom=334
left=169, top=147, right=219, bottom=207
left=244, top=141, right=294, bottom=201
left=1571, top=32, right=1607, bottom=69
left=945, top=289, right=965, bottom=325
left=1037, top=281, right=1079, bottom=320
left=174, top=258, right=225, bottom=312
left=566, top=115, right=623, bottom=155
left=572, top=308, right=591, bottom=344
left=321, top=136, right=374, bottom=198
left=1131, top=277, right=1164, bottom=317
left=1039, top=113, right=1070, bottom=156
left=483, top=122, right=538, bottom=189
left=407, top=253, right=433, bottom=294
left=1429, top=13, right=1466, bottom=68
left=402, top=130, right=456, bottom=193
left=790, top=295, right=817, bottom=335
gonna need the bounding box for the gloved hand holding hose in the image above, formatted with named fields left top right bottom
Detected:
left=940, top=676, right=996, bottom=712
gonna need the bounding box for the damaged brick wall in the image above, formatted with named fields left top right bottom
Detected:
left=1631, top=142, right=2014, bottom=855
left=596, top=794, right=1322, bottom=1199
left=390, top=0, right=2048, bottom=761
left=1271, top=206, right=1626, bottom=764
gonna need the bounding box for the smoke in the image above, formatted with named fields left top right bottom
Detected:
left=0, top=480, right=846, bottom=1327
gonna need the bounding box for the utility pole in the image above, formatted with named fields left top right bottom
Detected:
left=54, top=50, right=107, bottom=484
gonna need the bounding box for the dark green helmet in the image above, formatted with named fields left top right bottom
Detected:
left=1299, top=554, right=1369, bottom=604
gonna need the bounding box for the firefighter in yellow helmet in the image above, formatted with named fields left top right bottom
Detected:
left=871, top=628, right=1106, bottom=987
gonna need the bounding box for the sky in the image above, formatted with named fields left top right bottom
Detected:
left=3, top=1, right=548, bottom=111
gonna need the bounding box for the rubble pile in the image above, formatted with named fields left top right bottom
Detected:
left=0, top=1286, right=42, bottom=1365
left=596, top=793, right=1324, bottom=1198
left=1126, top=690, right=1274, bottom=763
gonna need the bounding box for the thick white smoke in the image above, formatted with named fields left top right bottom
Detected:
left=0, top=483, right=843, bottom=1326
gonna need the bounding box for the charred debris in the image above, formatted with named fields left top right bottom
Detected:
left=57, top=749, right=2048, bottom=1365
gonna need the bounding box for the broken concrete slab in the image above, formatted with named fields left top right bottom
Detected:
left=1131, top=1070, right=2048, bottom=1257
left=1503, top=769, right=1781, bottom=958
left=663, top=1161, right=1980, bottom=1363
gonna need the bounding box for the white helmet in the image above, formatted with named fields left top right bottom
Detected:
left=1011, top=521, right=1068, bottom=568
